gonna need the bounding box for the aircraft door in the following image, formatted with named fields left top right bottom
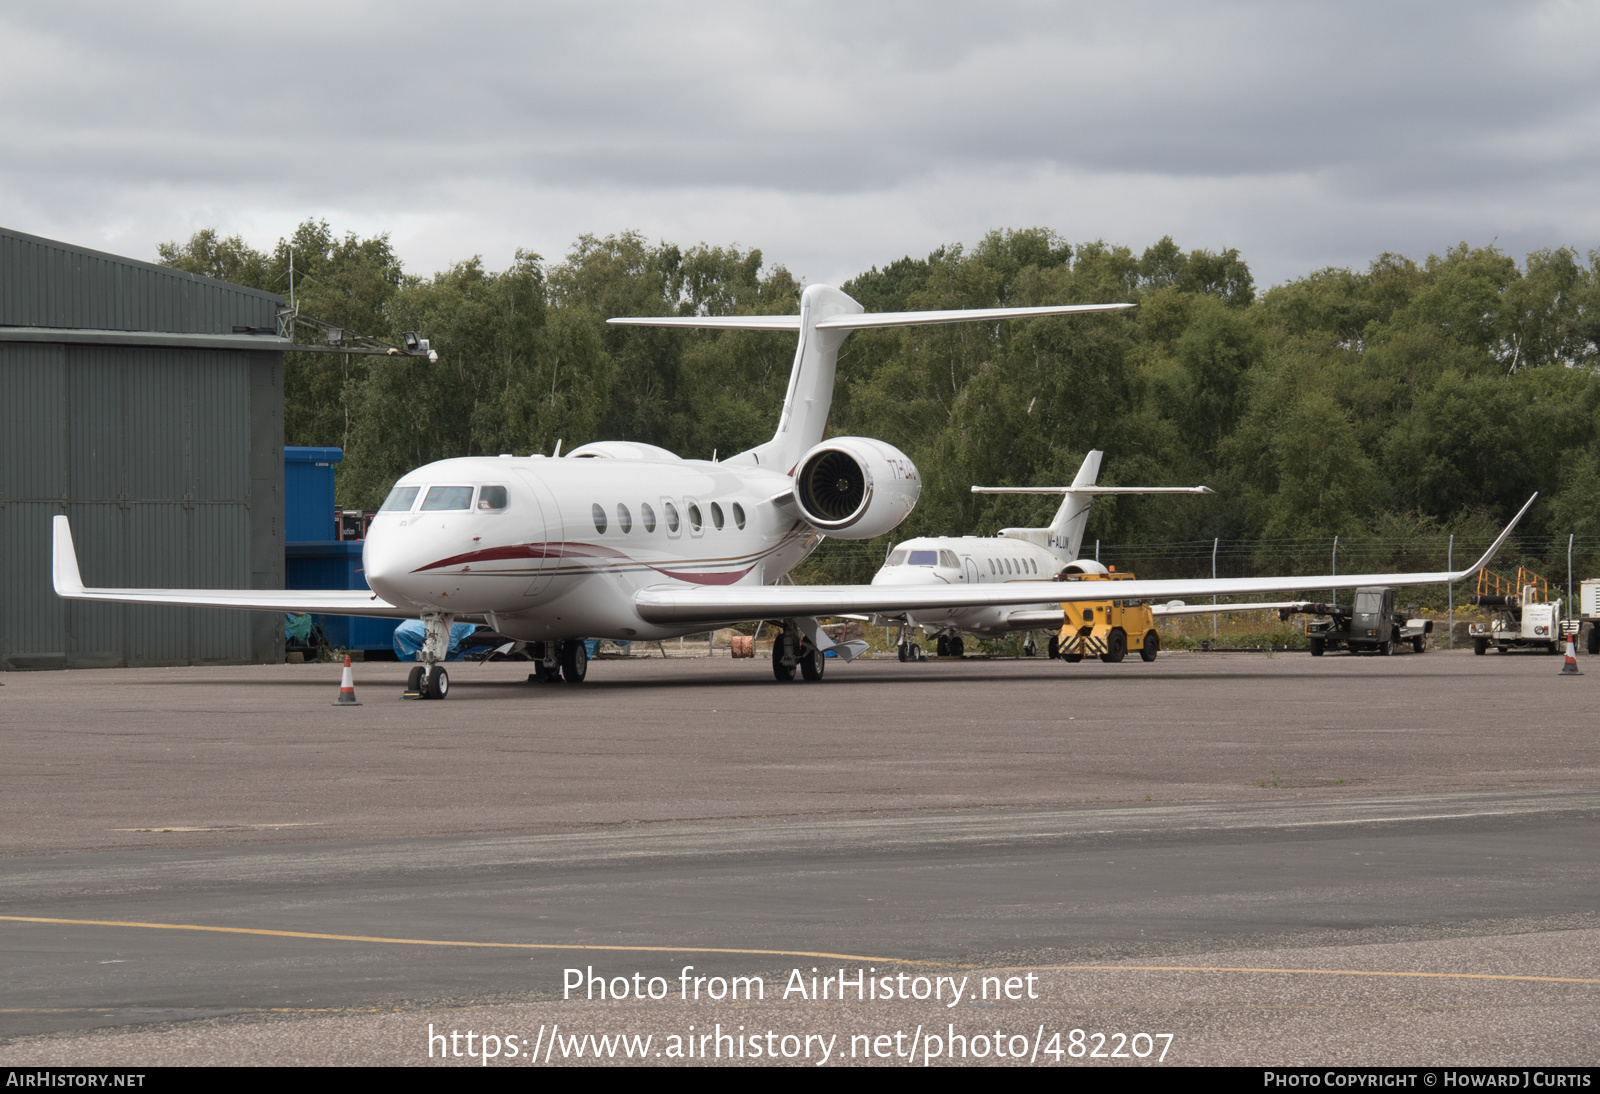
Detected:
left=964, top=557, right=979, bottom=584
left=512, top=468, right=563, bottom=597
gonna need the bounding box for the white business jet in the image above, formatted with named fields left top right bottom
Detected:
left=52, top=284, right=1535, bottom=699
left=871, top=449, right=1309, bottom=659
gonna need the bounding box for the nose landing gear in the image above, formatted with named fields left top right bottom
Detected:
left=403, top=612, right=456, bottom=699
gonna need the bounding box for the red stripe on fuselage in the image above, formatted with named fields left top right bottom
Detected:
left=413, top=542, right=756, bottom=586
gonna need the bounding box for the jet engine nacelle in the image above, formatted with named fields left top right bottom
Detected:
left=792, top=437, right=921, bottom=539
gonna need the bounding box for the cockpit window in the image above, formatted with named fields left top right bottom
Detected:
left=887, top=550, right=908, bottom=566
left=478, top=485, right=508, bottom=511
left=940, top=550, right=959, bottom=568
left=421, top=486, right=473, bottom=511
left=380, top=486, right=420, bottom=512
left=908, top=550, right=937, bottom=566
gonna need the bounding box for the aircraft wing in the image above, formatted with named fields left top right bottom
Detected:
left=1002, top=601, right=1312, bottom=630
left=51, top=516, right=411, bottom=618
left=635, top=495, right=1534, bottom=627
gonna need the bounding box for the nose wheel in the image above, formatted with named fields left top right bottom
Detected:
left=403, top=612, right=455, bottom=699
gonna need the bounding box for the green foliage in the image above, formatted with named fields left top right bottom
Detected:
left=157, top=224, right=1600, bottom=580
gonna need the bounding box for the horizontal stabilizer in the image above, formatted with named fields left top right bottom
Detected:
left=606, top=302, right=1132, bottom=333
left=605, top=315, right=803, bottom=331
left=973, top=485, right=1214, bottom=496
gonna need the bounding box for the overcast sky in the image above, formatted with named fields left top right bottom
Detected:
left=3, top=1, right=1596, bottom=290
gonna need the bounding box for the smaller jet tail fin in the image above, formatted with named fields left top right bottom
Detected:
left=972, top=451, right=1213, bottom=564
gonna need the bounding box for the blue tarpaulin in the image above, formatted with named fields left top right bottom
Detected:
left=392, top=620, right=483, bottom=661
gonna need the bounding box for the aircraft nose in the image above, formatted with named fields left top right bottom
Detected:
left=361, top=523, right=415, bottom=601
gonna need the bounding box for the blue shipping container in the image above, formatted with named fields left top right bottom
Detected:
left=284, top=446, right=342, bottom=543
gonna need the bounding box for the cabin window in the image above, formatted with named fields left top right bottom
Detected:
left=665, top=502, right=680, bottom=533
left=591, top=503, right=608, bottom=534
left=908, top=550, right=937, bottom=566
left=710, top=502, right=725, bottom=530
left=732, top=502, right=746, bottom=529
left=616, top=503, right=632, bottom=533
left=687, top=503, right=703, bottom=532
left=421, top=486, right=474, bottom=511
left=887, top=550, right=908, bottom=566
left=989, top=559, right=995, bottom=574
left=478, top=485, right=508, bottom=511
left=1004, top=559, right=1012, bottom=575
left=380, top=486, right=419, bottom=512
left=641, top=502, right=656, bottom=533
left=1030, top=559, right=1037, bottom=574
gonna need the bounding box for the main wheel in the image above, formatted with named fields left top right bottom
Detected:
left=951, top=636, right=965, bottom=658
left=935, top=635, right=949, bottom=657
left=560, top=639, right=588, bottom=683
left=1047, top=636, right=1060, bottom=660
left=1139, top=631, right=1159, bottom=662
left=1412, top=635, right=1426, bottom=654
left=1101, top=629, right=1126, bottom=664
left=1473, top=637, right=1487, bottom=656
left=406, top=665, right=425, bottom=693
left=425, top=666, right=449, bottom=700
left=1309, top=637, right=1325, bottom=657
left=772, top=640, right=796, bottom=681
left=800, top=645, right=825, bottom=681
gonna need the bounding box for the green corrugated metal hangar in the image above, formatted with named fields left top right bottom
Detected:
left=1, top=227, right=289, bottom=670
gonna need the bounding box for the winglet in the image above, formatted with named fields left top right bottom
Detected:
left=52, top=515, right=85, bottom=596
left=1453, top=493, right=1537, bottom=580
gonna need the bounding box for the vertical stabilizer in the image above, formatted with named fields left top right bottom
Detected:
left=1045, top=450, right=1103, bottom=560
left=728, top=284, right=863, bottom=472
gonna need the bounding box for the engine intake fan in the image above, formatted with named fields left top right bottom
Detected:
left=790, top=437, right=921, bottom=538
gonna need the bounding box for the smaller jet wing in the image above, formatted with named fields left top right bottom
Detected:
left=1003, top=601, right=1313, bottom=629
left=634, top=495, right=1535, bottom=627
left=51, top=516, right=411, bottom=618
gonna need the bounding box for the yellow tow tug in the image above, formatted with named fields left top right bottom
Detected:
left=1055, top=570, right=1161, bottom=664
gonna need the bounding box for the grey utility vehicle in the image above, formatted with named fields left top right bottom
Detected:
left=1280, top=586, right=1432, bottom=656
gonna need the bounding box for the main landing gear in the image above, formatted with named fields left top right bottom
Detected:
left=935, top=634, right=965, bottom=658
left=527, top=640, right=589, bottom=684
left=772, top=622, right=826, bottom=682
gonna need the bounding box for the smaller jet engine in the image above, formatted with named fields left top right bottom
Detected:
left=792, top=437, right=921, bottom=539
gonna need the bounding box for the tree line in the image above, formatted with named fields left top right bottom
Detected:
left=159, top=223, right=1600, bottom=584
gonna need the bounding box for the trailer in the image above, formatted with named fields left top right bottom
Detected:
left=1054, top=573, right=1161, bottom=663
left=1577, top=577, right=1599, bottom=655
left=1280, top=586, right=1431, bottom=655
left=1467, top=567, right=1564, bottom=655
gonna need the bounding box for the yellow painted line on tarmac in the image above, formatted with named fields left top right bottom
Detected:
left=1014, top=964, right=1600, bottom=985
left=0, top=915, right=942, bottom=966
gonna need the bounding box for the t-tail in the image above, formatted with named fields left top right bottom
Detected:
left=972, top=450, right=1214, bottom=565
left=606, top=288, right=1135, bottom=474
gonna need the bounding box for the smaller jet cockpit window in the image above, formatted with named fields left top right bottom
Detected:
left=887, top=550, right=908, bottom=566
left=592, top=503, right=608, bottom=534
left=380, top=486, right=420, bottom=512
left=641, top=502, right=657, bottom=533
left=421, top=486, right=474, bottom=511
left=939, top=550, right=959, bottom=568
left=907, top=550, right=938, bottom=566
left=478, top=485, right=508, bottom=510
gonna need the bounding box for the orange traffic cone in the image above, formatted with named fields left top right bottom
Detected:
left=1560, top=635, right=1583, bottom=676
left=333, top=654, right=363, bottom=704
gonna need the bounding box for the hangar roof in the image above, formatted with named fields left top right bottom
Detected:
left=0, top=226, right=287, bottom=338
